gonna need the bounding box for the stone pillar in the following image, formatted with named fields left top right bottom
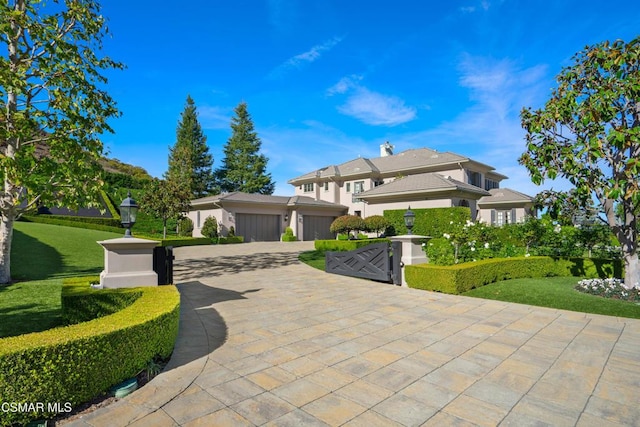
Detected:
left=98, top=237, right=159, bottom=289
left=390, top=235, right=431, bottom=287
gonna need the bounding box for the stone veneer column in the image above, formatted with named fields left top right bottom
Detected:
left=98, top=237, right=159, bottom=288
left=390, top=235, right=430, bottom=286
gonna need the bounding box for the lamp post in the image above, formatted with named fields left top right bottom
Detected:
left=120, top=191, right=139, bottom=237
left=404, top=206, right=415, bottom=235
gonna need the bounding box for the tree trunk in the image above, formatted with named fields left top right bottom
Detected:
left=0, top=213, right=15, bottom=284
left=624, top=252, right=639, bottom=289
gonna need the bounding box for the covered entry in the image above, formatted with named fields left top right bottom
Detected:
left=236, top=213, right=281, bottom=242
left=303, top=215, right=336, bottom=241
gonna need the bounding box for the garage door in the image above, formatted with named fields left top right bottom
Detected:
left=303, top=216, right=336, bottom=241
left=236, top=214, right=281, bottom=242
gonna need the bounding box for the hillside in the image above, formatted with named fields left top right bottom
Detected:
left=99, top=157, right=153, bottom=181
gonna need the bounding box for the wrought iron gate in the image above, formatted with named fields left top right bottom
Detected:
left=325, top=241, right=402, bottom=285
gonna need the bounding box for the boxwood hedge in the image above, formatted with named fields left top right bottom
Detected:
left=314, top=238, right=390, bottom=252
left=0, top=280, right=180, bottom=426
left=405, top=256, right=623, bottom=294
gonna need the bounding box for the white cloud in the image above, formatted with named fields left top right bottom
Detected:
left=337, top=88, right=417, bottom=126
left=328, top=76, right=417, bottom=126
left=393, top=54, right=568, bottom=196
left=326, top=74, right=362, bottom=95
left=259, top=121, right=379, bottom=195
left=269, top=36, right=343, bottom=78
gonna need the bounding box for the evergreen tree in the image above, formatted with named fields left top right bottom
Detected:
left=216, top=102, right=275, bottom=194
left=166, top=96, right=215, bottom=198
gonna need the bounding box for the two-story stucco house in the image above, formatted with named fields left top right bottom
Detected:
left=287, top=143, right=535, bottom=226
left=188, top=143, right=535, bottom=241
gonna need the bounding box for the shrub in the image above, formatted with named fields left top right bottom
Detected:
left=61, top=277, right=142, bottom=324
left=201, top=216, right=219, bottom=240
left=218, top=236, right=244, bottom=244
left=177, top=217, right=193, bottom=237
left=314, top=238, right=389, bottom=252
left=281, top=226, right=297, bottom=242
left=364, top=215, right=391, bottom=236
left=330, top=215, right=366, bottom=237
left=405, top=256, right=623, bottom=294
left=383, top=207, right=470, bottom=237
left=0, top=281, right=180, bottom=426
left=228, top=226, right=236, bottom=237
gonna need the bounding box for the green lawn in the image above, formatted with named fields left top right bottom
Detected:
left=462, top=277, right=640, bottom=319
left=299, top=250, right=640, bottom=319
left=0, top=222, right=121, bottom=338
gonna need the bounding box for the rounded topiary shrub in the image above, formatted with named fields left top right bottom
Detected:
left=330, top=215, right=366, bottom=238
left=201, top=216, right=218, bottom=240
left=177, top=217, right=193, bottom=237
left=364, top=215, right=391, bottom=237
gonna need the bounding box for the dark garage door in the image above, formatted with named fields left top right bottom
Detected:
left=236, top=214, right=281, bottom=242
left=303, top=216, right=336, bottom=241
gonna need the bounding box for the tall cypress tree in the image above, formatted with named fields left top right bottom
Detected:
left=216, top=102, right=275, bottom=195
left=166, top=95, right=215, bottom=198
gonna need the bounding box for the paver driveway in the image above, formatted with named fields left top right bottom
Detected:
left=67, top=241, right=640, bottom=426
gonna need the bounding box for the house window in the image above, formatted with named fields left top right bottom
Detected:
left=346, top=182, right=351, bottom=193
left=468, top=171, right=482, bottom=188
left=303, top=183, right=314, bottom=192
left=354, top=210, right=362, bottom=217
left=374, top=179, right=384, bottom=187
left=492, top=209, right=515, bottom=226
left=324, top=182, right=329, bottom=191
left=354, top=181, right=364, bottom=194
left=485, top=179, right=499, bottom=190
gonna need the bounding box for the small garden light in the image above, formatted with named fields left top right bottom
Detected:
left=404, top=206, right=415, bottom=235
left=120, top=191, right=139, bottom=237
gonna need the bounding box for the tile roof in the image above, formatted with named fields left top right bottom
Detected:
left=358, top=173, right=490, bottom=199
left=190, top=192, right=347, bottom=210
left=288, top=147, right=472, bottom=183
left=477, top=188, right=534, bottom=205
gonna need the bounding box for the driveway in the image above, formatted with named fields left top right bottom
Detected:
left=67, top=241, right=640, bottom=426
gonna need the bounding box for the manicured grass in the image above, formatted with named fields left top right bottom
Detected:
left=12, top=221, right=122, bottom=280
left=463, top=276, right=640, bottom=319
left=0, top=278, right=63, bottom=338
left=0, top=222, right=122, bottom=338
left=298, top=250, right=325, bottom=270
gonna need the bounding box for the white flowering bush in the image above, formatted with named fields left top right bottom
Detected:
left=575, top=278, right=640, bottom=301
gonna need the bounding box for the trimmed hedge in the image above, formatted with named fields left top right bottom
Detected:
left=61, top=277, right=143, bottom=325
left=406, top=256, right=623, bottom=294
left=21, top=215, right=123, bottom=233
left=218, top=236, right=244, bottom=244
left=314, top=238, right=389, bottom=252
left=0, top=281, right=180, bottom=426
left=101, top=190, right=121, bottom=220
left=384, top=207, right=470, bottom=236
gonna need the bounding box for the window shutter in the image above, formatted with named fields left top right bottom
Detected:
left=511, top=208, right=517, bottom=224
left=491, top=210, right=496, bottom=225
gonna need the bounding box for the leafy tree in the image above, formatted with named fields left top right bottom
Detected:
left=364, top=215, right=390, bottom=237
left=216, top=102, right=275, bottom=194
left=139, top=178, right=191, bottom=238
left=519, top=37, right=639, bottom=288
left=330, top=215, right=366, bottom=238
left=166, top=96, right=215, bottom=198
left=0, top=0, right=123, bottom=284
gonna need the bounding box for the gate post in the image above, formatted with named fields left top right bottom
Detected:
left=390, top=235, right=430, bottom=286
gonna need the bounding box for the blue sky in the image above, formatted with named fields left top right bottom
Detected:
left=98, top=0, right=639, bottom=197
